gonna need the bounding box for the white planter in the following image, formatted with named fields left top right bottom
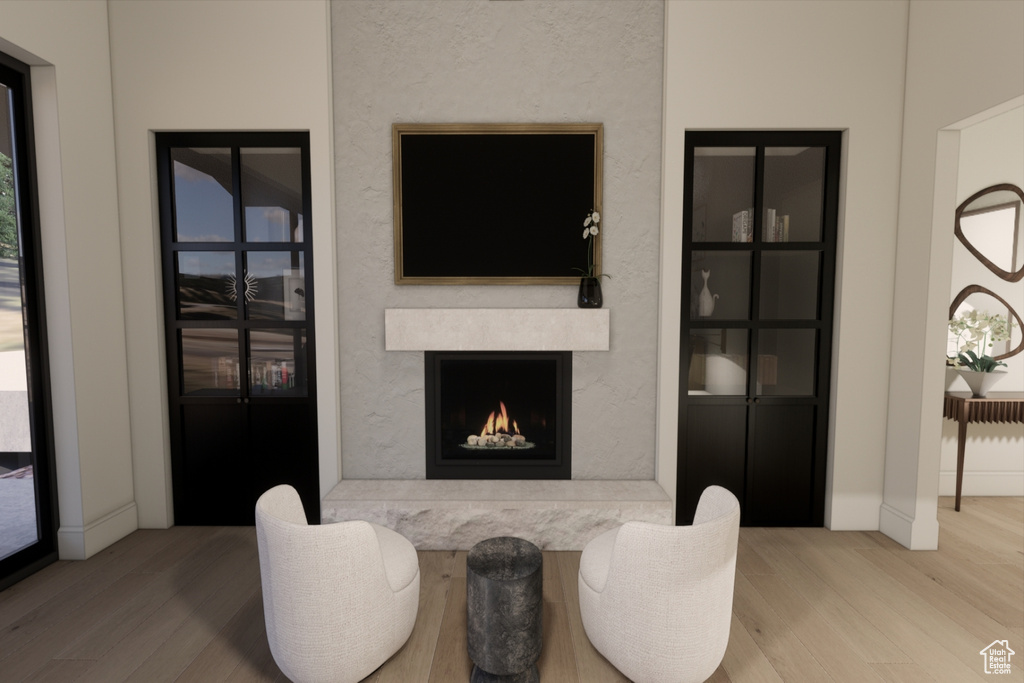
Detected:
left=944, top=366, right=961, bottom=391
left=956, top=369, right=1007, bottom=398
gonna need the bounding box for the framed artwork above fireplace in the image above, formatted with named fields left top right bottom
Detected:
left=392, top=123, right=603, bottom=285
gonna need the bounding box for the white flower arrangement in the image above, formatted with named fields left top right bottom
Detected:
left=948, top=309, right=1015, bottom=371
left=574, top=209, right=608, bottom=279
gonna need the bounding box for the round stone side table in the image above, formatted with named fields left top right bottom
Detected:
left=466, top=536, right=543, bottom=683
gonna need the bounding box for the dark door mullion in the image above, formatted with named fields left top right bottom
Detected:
left=746, top=144, right=764, bottom=506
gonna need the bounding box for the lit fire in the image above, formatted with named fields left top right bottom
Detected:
left=480, top=401, right=521, bottom=437
left=466, top=400, right=531, bottom=449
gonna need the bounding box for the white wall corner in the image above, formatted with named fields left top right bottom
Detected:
left=58, top=501, right=138, bottom=560
left=30, top=64, right=89, bottom=540
left=317, top=0, right=342, bottom=494
left=878, top=501, right=938, bottom=550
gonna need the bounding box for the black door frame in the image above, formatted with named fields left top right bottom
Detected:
left=677, top=130, right=841, bottom=527
left=156, top=131, right=319, bottom=525
left=0, top=51, right=59, bottom=590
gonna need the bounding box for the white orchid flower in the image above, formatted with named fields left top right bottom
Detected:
left=592, top=211, right=600, bottom=224
left=589, top=226, right=599, bottom=236
left=582, top=228, right=590, bottom=239
left=584, top=216, right=592, bottom=227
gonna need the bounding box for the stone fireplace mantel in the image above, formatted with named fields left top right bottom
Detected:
left=384, top=308, right=610, bottom=351
left=328, top=307, right=670, bottom=548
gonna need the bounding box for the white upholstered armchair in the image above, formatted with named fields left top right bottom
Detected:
left=578, top=485, right=741, bottom=683
left=255, top=485, right=420, bottom=683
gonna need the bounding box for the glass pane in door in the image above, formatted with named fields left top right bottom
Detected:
left=171, top=148, right=235, bottom=242
left=759, top=251, right=821, bottom=320
left=763, top=147, right=826, bottom=242
left=176, top=251, right=237, bottom=320
left=0, top=81, right=37, bottom=559
left=757, top=328, right=817, bottom=396
left=243, top=251, right=305, bottom=321
left=241, top=148, right=304, bottom=243
left=690, top=251, right=750, bottom=320
left=249, top=329, right=307, bottom=396
left=181, top=328, right=240, bottom=395
left=688, top=329, right=748, bottom=395
left=692, top=147, right=755, bottom=242
left=0, top=223, right=36, bottom=560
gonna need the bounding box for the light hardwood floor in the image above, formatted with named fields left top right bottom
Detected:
left=0, top=496, right=1021, bottom=682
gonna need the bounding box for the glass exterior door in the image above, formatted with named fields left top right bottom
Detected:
left=680, top=131, right=840, bottom=526
left=0, top=53, right=57, bottom=588
left=158, top=133, right=317, bottom=525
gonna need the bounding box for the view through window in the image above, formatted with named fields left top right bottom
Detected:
left=0, top=74, right=38, bottom=562
left=0, top=52, right=56, bottom=587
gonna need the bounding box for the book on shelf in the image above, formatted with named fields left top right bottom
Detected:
left=764, top=212, right=791, bottom=242
left=732, top=208, right=753, bottom=242
left=733, top=208, right=789, bottom=242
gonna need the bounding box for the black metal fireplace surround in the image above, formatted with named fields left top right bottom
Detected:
left=425, top=351, right=571, bottom=479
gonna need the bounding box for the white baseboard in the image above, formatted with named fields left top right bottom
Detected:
left=939, top=471, right=1024, bottom=497
left=58, top=501, right=138, bottom=560
left=879, top=502, right=939, bottom=550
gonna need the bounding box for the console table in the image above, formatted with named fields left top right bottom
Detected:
left=942, top=391, right=1024, bottom=511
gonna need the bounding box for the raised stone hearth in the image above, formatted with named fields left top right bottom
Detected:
left=321, top=479, right=672, bottom=550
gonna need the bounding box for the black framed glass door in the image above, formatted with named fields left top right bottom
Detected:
left=157, top=132, right=318, bottom=525
left=678, top=131, right=841, bottom=526
left=0, top=52, right=58, bottom=590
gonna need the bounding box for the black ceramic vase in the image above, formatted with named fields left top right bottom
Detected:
left=577, top=277, right=603, bottom=308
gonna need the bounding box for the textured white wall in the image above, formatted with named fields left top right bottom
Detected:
left=331, top=0, right=664, bottom=479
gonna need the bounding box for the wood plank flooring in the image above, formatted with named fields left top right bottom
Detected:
left=0, top=496, right=1020, bottom=682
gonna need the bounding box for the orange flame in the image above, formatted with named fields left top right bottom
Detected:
left=494, top=401, right=509, bottom=433
left=480, top=411, right=496, bottom=438
left=478, top=401, right=522, bottom=437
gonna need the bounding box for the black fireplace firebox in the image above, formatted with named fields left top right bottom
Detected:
left=425, top=351, right=571, bottom=479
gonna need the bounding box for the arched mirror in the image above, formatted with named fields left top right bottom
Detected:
left=954, top=183, right=1024, bottom=282
left=949, top=284, right=1023, bottom=360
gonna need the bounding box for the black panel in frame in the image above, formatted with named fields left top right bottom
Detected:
left=677, top=130, right=840, bottom=527
left=393, top=124, right=603, bottom=284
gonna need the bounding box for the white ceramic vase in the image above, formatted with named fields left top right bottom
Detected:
left=698, top=269, right=719, bottom=317
left=956, top=369, right=1007, bottom=398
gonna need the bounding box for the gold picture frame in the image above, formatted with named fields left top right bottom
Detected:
left=393, top=123, right=603, bottom=285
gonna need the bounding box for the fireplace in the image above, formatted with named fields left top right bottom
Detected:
left=425, top=351, right=571, bottom=479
